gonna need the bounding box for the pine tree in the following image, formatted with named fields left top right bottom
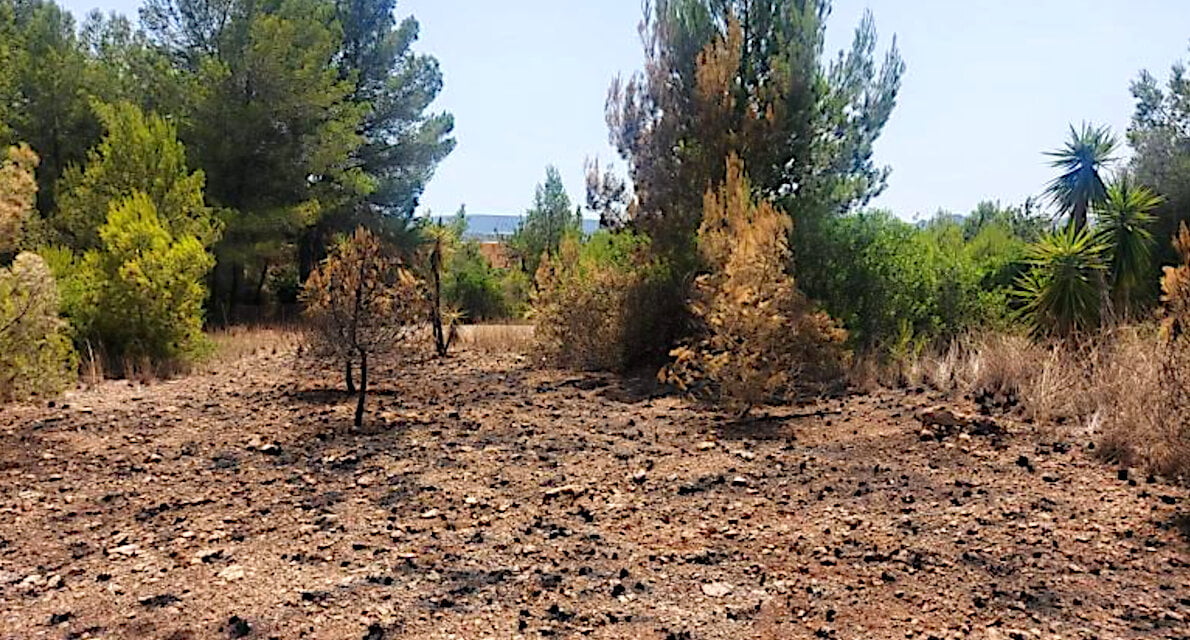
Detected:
left=663, top=155, right=846, bottom=414
left=54, top=101, right=217, bottom=250
left=301, top=227, right=425, bottom=426
left=510, top=166, right=579, bottom=278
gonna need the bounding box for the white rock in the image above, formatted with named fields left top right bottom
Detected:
left=217, top=565, right=246, bottom=580
left=702, top=582, right=733, bottom=597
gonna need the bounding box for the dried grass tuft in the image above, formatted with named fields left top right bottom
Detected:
left=886, top=327, right=1190, bottom=480
left=455, top=324, right=534, bottom=354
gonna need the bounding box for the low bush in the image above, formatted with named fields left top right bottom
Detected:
left=803, top=211, right=1022, bottom=356
left=532, top=229, right=675, bottom=371
left=443, top=240, right=525, bottom=321
left=48, top=192, right=214, bottom=376
left=0, top=252, right=77, bottom=401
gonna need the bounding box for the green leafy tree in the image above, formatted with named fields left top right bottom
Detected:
left=4, top=0, right=102, bottom=215
left=332, top=0, right=455, bottom=226
left=511, top=166, right=579, bottom=277
left=1015, top=226, right=1107, bottom=337
left=80, top=11, right=191, bottom=117
left=1096, top=176, right=1160, bottom=317
left=143, top=0, right=369, bottom=317
left=55, top=101, right=217, bottom=250
left=0, top=1, right=18, bottom=142
left=1044, top=123, right=1117, bottom=232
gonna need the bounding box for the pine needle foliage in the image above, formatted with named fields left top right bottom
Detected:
left=662, top=155, right=846, bottom=414
left=62, top=192, right=215, bottom=372
left=0, top=252, right=76, bottom=401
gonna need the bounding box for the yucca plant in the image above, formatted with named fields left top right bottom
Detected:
left=1015, top=225, right=1107, bottom=336
left=1044, top=123, right=1117, bottom=232
left=1095, top=176, right=1160, bottom=317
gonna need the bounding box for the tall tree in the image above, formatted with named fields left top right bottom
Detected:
left=4, top=0, right=103, bottom=216
left=334, top=0, right=454, bottom=224
left=607, top=0, right=903, bottom=274
left=299, top=0, right=455, bottom=275
left=510, top=166, right=579, bottom=278
left=1043, top=123, right=1117, bottom=233
left=143, top=0, right=369, bottom=317
left=1129, top=52, right=1190, bottom=275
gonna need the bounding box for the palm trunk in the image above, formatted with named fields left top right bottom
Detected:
left=1072, top=200, right=1089, bottom=233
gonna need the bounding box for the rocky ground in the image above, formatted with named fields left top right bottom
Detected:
left=1, top=339, right=1189, bottom=639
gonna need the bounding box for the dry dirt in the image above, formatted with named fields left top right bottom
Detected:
left=1, top=340, right=1189, bottom=640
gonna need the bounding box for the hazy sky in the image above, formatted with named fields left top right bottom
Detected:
left=57, top=0, right=1190, bottom=220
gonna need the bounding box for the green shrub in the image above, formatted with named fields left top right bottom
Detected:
left=532, top=230, right=675, bottom=371
left=804, top=211, right=1019, bottom=355
left=54, top=101, right=218, bottom=250
left=443, top=240, right=518, bottom=321
left=0, top=252, right=76, bottom=400
left=51, top=192, right=214, bottom=373
left=1014, top=225, right=1108, bottom=337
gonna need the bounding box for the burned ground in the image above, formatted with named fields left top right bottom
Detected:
left=1, top=344, right=1188, bottom=639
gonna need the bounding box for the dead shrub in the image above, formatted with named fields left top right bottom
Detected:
left=301, top=227, right=426, bottom=426
left=661, top=156, right=847, bottom=414
left=531, top=233, right=675, bottom=372
left=455, top=324, right=534, bottom=354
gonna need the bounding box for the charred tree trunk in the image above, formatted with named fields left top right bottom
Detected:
left=254, top=260, right=270, bottom=306
left=353, top=352, right=368, bottom=427
left=228, top=262, right=241, bottom=324
left=431, top=239, right=447, bottom=356
left=345, top=358, right=356, bottom=394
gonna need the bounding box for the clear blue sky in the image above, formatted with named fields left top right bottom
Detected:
left=58, top=0, right=1190, bottom=220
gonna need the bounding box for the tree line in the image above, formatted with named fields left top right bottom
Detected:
left=0, top=0, right=452, bottom=384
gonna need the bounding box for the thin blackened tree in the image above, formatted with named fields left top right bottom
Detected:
left=302, top=226, right=425, bottom=426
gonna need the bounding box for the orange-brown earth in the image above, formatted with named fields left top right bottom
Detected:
left=1, top=341, right=1188, bottom=639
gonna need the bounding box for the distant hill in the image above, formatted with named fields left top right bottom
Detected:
left=430, top=214, right=600, bottom=240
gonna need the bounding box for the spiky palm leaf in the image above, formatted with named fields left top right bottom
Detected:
left=1043, top=123, right=1117, bottom=232
left=1015, top=225, right=1107, bottom=336
left=1095, top=176, right=1160, bottom=316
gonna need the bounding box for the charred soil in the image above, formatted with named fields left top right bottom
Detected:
left=1, top=343, right=1188, bottom=639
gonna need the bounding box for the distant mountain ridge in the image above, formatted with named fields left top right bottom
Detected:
left=429, top=214, right=600, bottom=240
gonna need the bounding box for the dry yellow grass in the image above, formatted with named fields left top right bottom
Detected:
left=885, top=327, right=1190, bottom=480
left=201, top=326, right=302, bottom=374
left=454, top=324, right=535, bottom=354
